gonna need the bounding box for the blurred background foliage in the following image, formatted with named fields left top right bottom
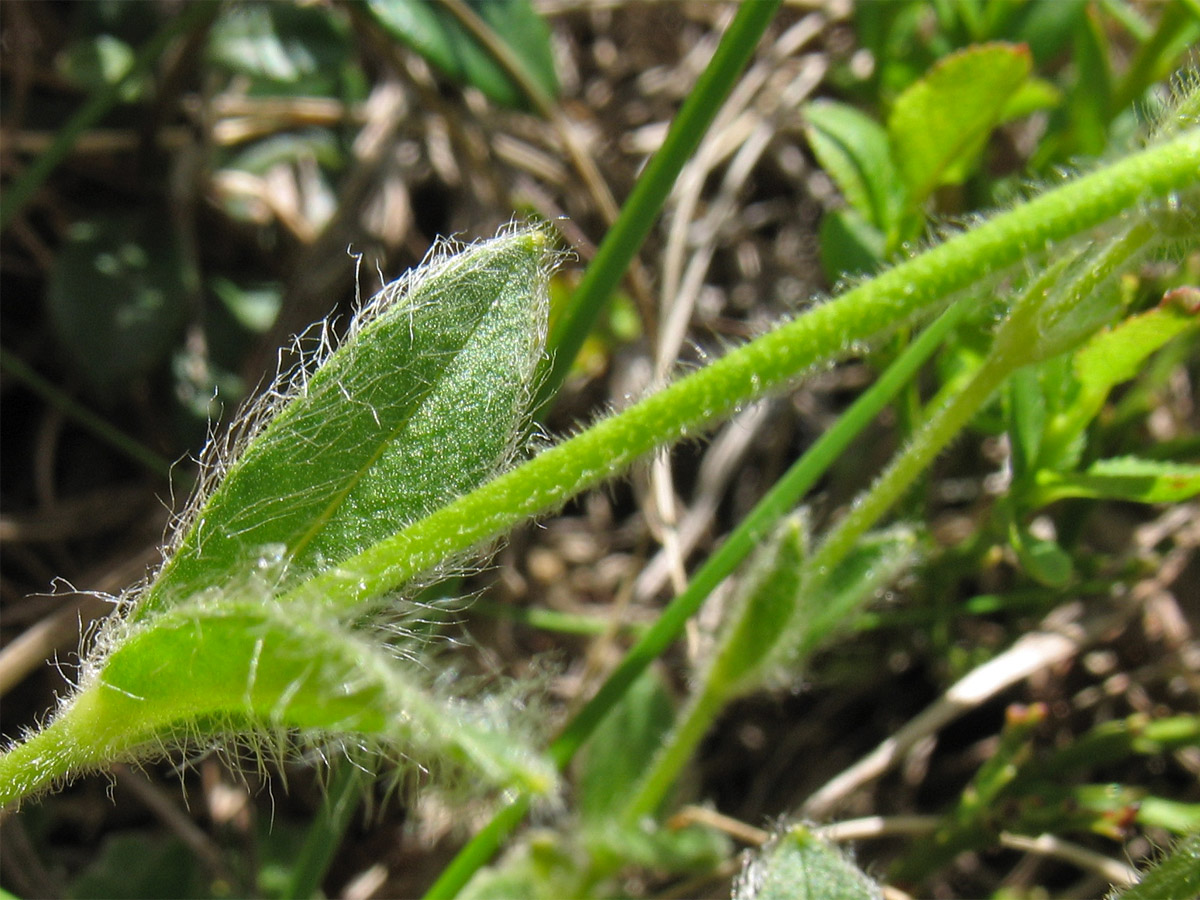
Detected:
left=1, top=1, right=1198, bottom=898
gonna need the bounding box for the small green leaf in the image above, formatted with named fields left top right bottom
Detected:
left=1068, top=297, right=1200, bottom=431
left=887, top=43, right=1032, bottom=208
left=1005, top=366, right=1046, bottom=478
left=365, top=0, right=558, bottom=111
left=804, top=100, right=902, bottom=233
left=1070, top=5, right=1115, bottom=156
left=47, top=211, right=190, bottom=398
left=1034, top=457, right=1200, bottom=505
left=1011, top=524, right=1074, bottom=588
left=57, top=35, right=144, bottom=101
left=707, top=518, right=805, bottom=697
left=577, top=668, right=675, bottom=823
left=818, top=208, right=888, bottom=282
left=209, top=277, right=283, bottom=334
left=207, top=2, right=350, bottom=89
left=735, top=825, right=883, bottom=900
left=790, top=525, right=920, bottom=664
left=999, top=76, right=1062, bottom=122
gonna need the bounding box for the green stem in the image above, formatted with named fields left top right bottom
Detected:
left=533, top=0, right=783, bottom=411
left=296, top=128, right=1200, bottom=616
left=422, top=299, right=970, bottom=899
left=0, top=2, right=218, bottom=231
left=807, top=353, right=1010, bottom=592
left=282, top=761, right=368, bottom=900
left=621, top=684, right=726, bottom=826
left=807, top=218, right=1161, bottom=595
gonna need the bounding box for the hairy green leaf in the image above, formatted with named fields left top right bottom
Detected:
left=1110, top=833, right=1200, bottom=900
left=142, top=229, right=549, bottom=616
left=735, top=826, right=883, bottom=900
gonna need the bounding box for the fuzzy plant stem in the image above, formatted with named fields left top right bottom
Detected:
left=614, top=301, right=969, bottom=827
left=534, top=0, right=783, bottom=409
left=294, top=128, right=1200, bottom=619
left=424, top=299, right=968, bottom=899
left=805, top=219, right=1160, bottom=595
left=420, top=141, right=1194, bottom=897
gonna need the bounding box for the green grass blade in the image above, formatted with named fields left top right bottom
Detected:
left=533, top=0, right=782, bottom=410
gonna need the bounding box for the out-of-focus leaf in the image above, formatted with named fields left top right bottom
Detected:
left=1071, top=296, right=1200, bottom=426
left=365, top=0, right=558, bottom=111
left=888, top=43, right=1032, bottom=207
left=1071, top=5, right=1114, bottom=156
left=67, top=832, right=208, bottom=900
left=1004, top=0, right=1088, bottom=65
left=207, top=2, right=350, bottom=91
left=1000, top=76, right=1062, bottom=121
left=209, top=277, right=283, bottom=333
left=735, top=826, right=883, bottom=900
left=223, top=131, right=344, bottom=176
left=1010, top=523, right=1073, bottom=587
left=1006, top=366, right=1046, bottom=477
left=577, top=668, right=675, bottom=823
left=47, top=212, right=190, bottom=397
left=706, top=518, right=804, bottom=698
left=804, top=100, right=902, bottom=232
left=818, top=208, right=888, bottom=282
left=1136, top=798, right=1200, bottom=834
left=1034, top=296, right=1200, bottom=469
left=789, top=525, right=920, bottom=664
left=1033, top=457, right=1200, bottom=505
left=57, top=35, right=145, bottom=101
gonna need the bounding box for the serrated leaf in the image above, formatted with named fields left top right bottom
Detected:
left=141, top=229, right=549, bottom=616
left=888, top=43, right=1031, bottom=208
left=365, top=0, right=558, bottom=111
left=1034, top=457, right=1200, bottom=505
left=735, top=826, right=883, bottom=900
left=804, top=100, right=903, bottom=233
